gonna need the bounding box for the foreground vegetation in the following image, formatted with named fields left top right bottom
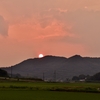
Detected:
left=0, top=90, right=100, bottom=100
left=0, top=80, right=100, bottom=100
left=0, top=80, right=100, bottom=92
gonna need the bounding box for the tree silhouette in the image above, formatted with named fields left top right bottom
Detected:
left=0, top=69, right=8, bottom=77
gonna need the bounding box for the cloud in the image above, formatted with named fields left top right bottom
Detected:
left=1, top=0, right=100, bottom=66
left=0, top=15, right=8, bottom=36
left=57, top=8, right=68, bottom=13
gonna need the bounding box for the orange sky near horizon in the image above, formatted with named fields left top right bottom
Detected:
left=0, top=0, right=100, bottom=67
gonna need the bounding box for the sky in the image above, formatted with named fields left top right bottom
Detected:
left=0, top=0, right=100, bottom=67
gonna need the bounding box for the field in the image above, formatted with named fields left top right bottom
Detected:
left=0, top=81, right=100, bottom=100
left=1, top=90, right=100, bottom=100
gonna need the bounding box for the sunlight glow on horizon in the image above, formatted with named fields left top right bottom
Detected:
left=38, top=54, right=44, bottom=58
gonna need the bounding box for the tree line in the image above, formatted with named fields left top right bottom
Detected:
left=1, top=68, right=100, bottom=82
left=0, top=69, right=8, bottom=77
left=72, top=72, right=100, bottom=82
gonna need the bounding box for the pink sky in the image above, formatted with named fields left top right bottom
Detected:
left=0, top=0, right=100, bottom=67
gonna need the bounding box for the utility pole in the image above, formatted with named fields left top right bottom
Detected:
left=11, top=66, right=12, bottom=78
left=43, top=72, right=45, bottom=81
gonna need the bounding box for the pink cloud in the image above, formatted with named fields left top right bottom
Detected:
left=1, top=0, right=100, bottom=66
left=0, top=15, right=8, bottom=36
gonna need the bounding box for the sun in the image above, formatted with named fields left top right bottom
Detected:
left=39, top=54, right=44, bottom=58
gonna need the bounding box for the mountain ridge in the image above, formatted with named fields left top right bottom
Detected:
left=2, top=55, right=100, bottom=80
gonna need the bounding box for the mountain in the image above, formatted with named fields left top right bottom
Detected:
left=2, top=55, right=100, bottom=80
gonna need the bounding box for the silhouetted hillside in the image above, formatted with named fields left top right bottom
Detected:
left=2, top=55, right=100, bottom=80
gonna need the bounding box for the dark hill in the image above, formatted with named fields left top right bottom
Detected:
left=2, top=55, right=100, bottom=80
left=68, top=55, right=83, bottom=60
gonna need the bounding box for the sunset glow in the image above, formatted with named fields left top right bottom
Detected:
left=39, top=54, right=44, bottom=58
left=0, top=0, right=100, bottom=67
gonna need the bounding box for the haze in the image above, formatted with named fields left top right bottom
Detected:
left=0, top=0, right=100, bottom=67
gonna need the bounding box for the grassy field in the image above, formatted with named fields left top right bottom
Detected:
left=0, top=90, right=100, bottom=100
left=0, top=81, right=100, bottom=100
left=0, top=81, right=100, bottom=92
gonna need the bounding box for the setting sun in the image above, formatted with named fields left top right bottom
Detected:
left=39, top=54, right=44, bottom=58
